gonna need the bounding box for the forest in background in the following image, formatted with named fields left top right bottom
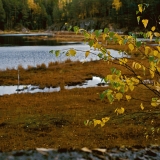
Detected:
left=0, top=0, right=159, bottom=32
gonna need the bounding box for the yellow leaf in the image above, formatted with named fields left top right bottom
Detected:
left=97, top=43, right=101, bottom=49
left=144, top=46, right=150, bottom=56
left=156, top=46, right=160, bottom=52
left=142, top=65, right=146, bottom=75
left=131, top=77, right=139, bottom=84
left=93, top=42, right=98, bottom=50
left=115, top=92, right=123, bottom=101
left=126, top=95, right=131, bottom=102
left=119, top=58, right=128, bottom=65
left=93, top=119, right=101, bottom=127
left=153, top=50, right=158, bottom=56
left=132, top=62, right=136, bottom=68
left=112, top=0, right=122, bottom=11
left=91, top=34, right=95, bottom=39
left=128, top=44, right=134, bottom=51
left=102, top=117, right=110, bottom=123
left=156, top=67, right=160, bottom=73
left=85, top=51, right=90, bottom=58
left=138, top=4, right=143, bottom=13
left=150, top=35, right=153, bottom=41
left=135, top=63, right=141, bottom=69
left=137, top=76, right=142, bottom=79
left=155, top=86, right=160, bottom=92
left=151, top=102, right=159, bottom=107
left=68, top=49, right=76, bottom=56
left=107, top=50, right=111, bottom=55
left=150, top=70, right=155, bottom=78
left=115, top=107, right=125, bottom=115
left=142, top=19, right=149, bottom=28
left=100, top=122, right=105, bottom=127
left=129, top=85, right=134, bottom=91
left=146, top=31, right=152, bottom=38
left=124, top=85, right=129, bottom=92
left=154, top=32, right=160, bottom=37
left=102, top=34, right=107, bottom=41
left=119, top=39, right=123, bottom=45
left=146, top=135, right=149, bottom=139
left=151, top=26, right=156, bottom=32
left=140, top=103, right=144, bottom=110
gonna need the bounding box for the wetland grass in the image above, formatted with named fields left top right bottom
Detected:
left=0, top=85, right=159, bottom=151
left=0, top=58, right=159, bottom=152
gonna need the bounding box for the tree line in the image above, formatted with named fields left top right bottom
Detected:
left=0, top=0, right=159, bottom=31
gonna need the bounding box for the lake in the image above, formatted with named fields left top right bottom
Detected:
left=0, top=34, right=125, bottom=70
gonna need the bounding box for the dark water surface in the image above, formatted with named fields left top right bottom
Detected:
left=0, top=33, right=56, bottom=46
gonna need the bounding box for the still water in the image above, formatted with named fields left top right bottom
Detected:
left=0, top=34, right=123, bottom=95
left=0, top=34, right=125, bottom=70
left=0, top=76, right=107, bottom=96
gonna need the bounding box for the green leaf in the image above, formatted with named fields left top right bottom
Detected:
left=149, top=56, right=154, bottom=62
left=128, top=32, right=132, bottom=36
left=73, top=26, right=79, bottom=34
left=143, top=33, right=147, bottom=38
left=139, top=32, right=143, bottom=35
left=137, top=16, right=141, bottom=25
left=136, top=41, right=142, bottom=48
left=88, top=40, right=94, bottom=47
left=84, top=120, right=89, bottom=126
left=155, top=38, right=159, bottom=43
left=49, top=50, right=54, bottom=54
left=115, top=70, right=121, bottom=76
left=144, top=3, right=149, bottom=7
left=98, top=53, right=103, bottom=58
left=123, top=39, right=128, bottom=44
left=49, top=50, right=60, bottom=57
left=111, top=67, right=117, bottom=74
left=94, top=29, right=102, bottom=38
left=136, top=10, right=139, bottom=14
left=83, top=32, right=90, bottom=38
left=55, top=50, right=60, bottom=57
left=107, top=94, right=114, bottom=104
left=152, top=97, right=158, bottom=102
left=109, top=32, right=115, bottom=38
left=68, top=25, right=72, bottom=31
left=104, top=28, right=109, bottom=33
left=100, top=93, right=105, bottom=100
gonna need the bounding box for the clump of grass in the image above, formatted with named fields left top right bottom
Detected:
left=36, top=63, right=47, bottom=70
left=17, top=65, right=24, bottom=70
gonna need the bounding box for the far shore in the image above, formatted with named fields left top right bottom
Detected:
left=0, top=30, right=157, bottom=57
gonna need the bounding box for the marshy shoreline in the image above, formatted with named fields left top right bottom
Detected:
left=0, top=32, right=159, bottom=155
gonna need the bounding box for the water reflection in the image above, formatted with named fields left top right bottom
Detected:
left=0, top=76, right=107, bottom=96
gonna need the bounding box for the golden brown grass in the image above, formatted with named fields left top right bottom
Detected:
left=0, top=56, right=160, bottom=152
